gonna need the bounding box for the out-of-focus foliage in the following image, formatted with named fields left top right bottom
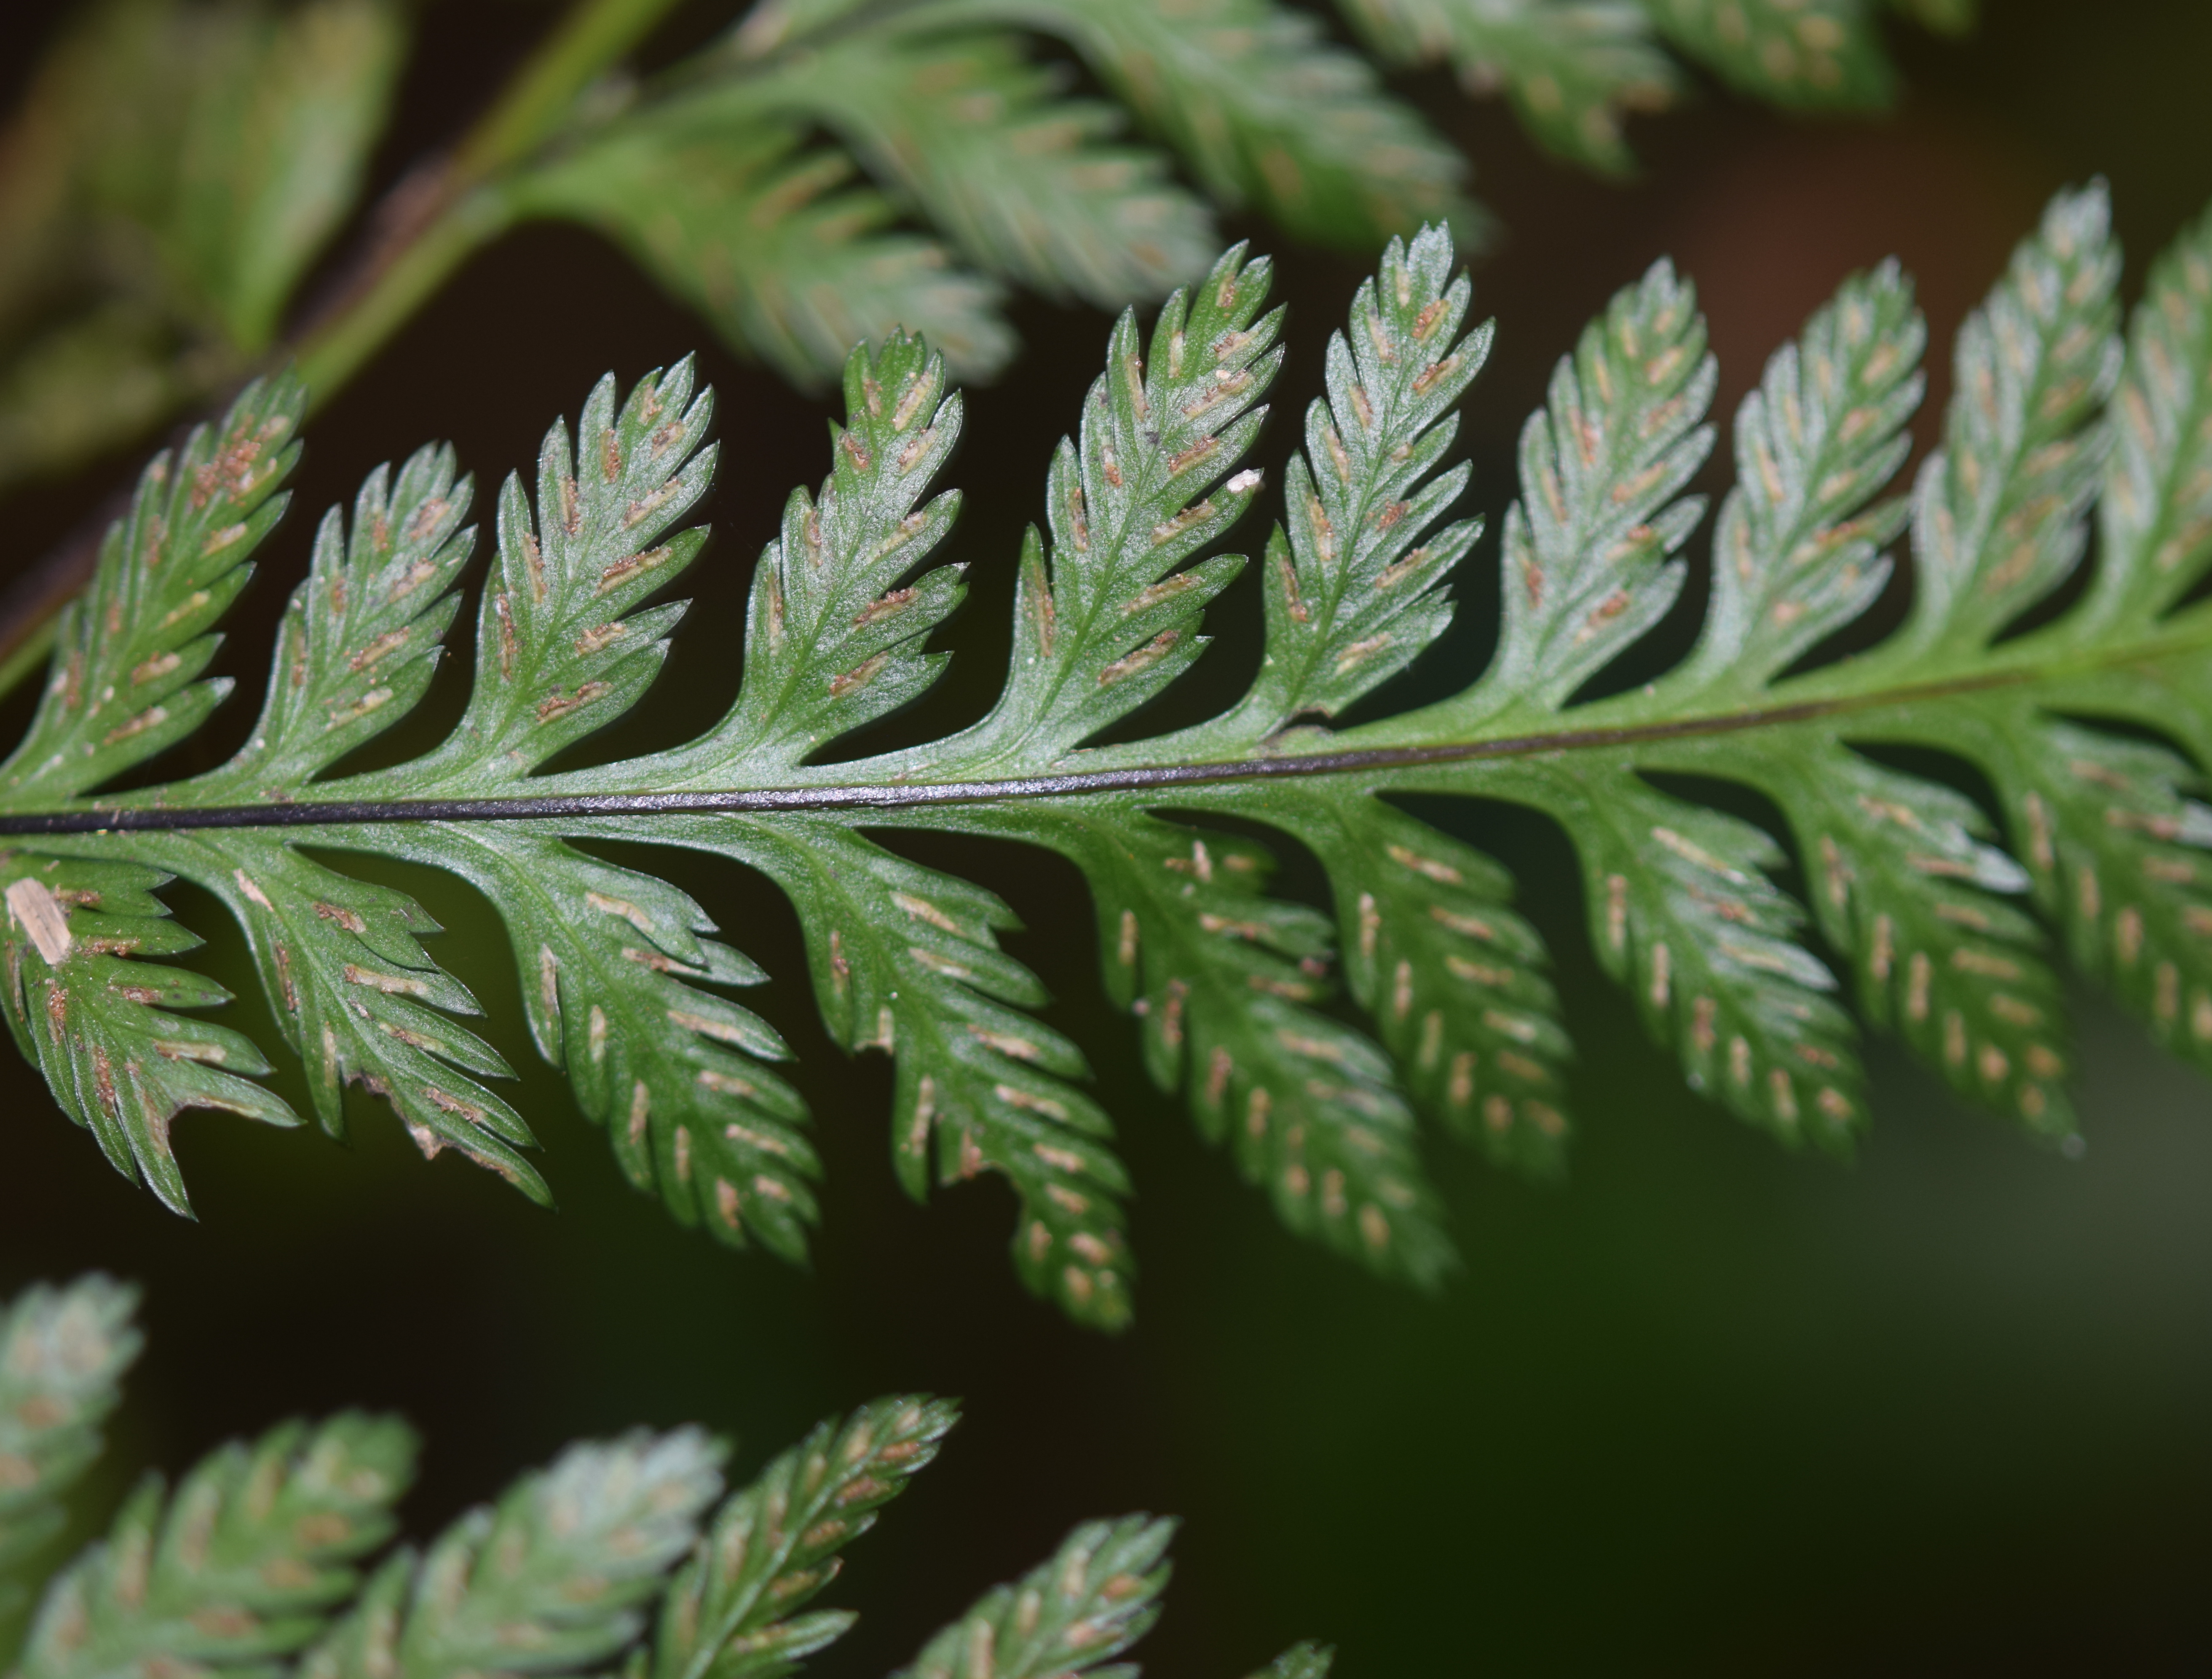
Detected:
left=0, top=0, right=403, bottom=494
left=0, top=1276, right=139, bottom=1636
left=0, top=1275, right=1321, bottom=1679
left=1342, top=0, right=1678, bottom=173
left=0, top=0, right=1970, bottom=499
left=479, top=0, right=1486, bottom=387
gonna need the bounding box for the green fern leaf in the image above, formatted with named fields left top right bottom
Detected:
left=740, top=30, right=1220, bottom=310
left=1618, top=185, right=2124, bottom=1133
left=192, top=441, right=476, bottom=799
left=1312, top=794, right=1572, bottom=1174
left=651, top=1395, right=955, bottom=1679
left=1170, top=229, right=1489, bottom=745
left=1885, top=188, right=2121, bottom=665
left=14, top=184, right=2212, bottom=1328
left=0, top=1279, right=139, bottom=1625
left=510, top=110, right=1015, bottom=388
left=134, top=830, right=537, bottom=1196
left=341, top=363, right=719, bottom=795
left=926, top=0, right=1482, bottom=250
left=0, top=1278, right=1323, bottom=1679
left=627, top=333, right=968, bottom=782
left=2083, top=203, right=2212, bottom=641
left=894, top=1514, right=1172, bottom=1679
left=101, top=0, right=404, bottom=354
left=972, top=797, right=1454, bottom=1285
left=300, top=1430, right=723, bottom=1679
left=2, top=854, right=298, bottom=1214
left=0, top=376, right=304, bottom=804
left=873, top=244, right=1283, bottom=772
left=616, top=809, right=1130, bottom=1322
left=383, top=823, right=814, bottom=1255
left=1409, top=254, right=1714, bottom=728
left=1669, top=259, right=1923, bottom=698
left=1342, top=0, right=1677, bottom=172
left=742, top=819, right=1130, bottom=1322
left=1247, top=1645, right=1334, bottom=1679
left=15, top=1414, right=415, bottom=1679
left=1643, top=0, right=1893, bottom=107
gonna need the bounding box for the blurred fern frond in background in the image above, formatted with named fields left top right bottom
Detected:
left=5, top=186, right=2212, bottom=1334
left=0, top=1273, right=1309, bottom=1679
left=0, top=0, right=1971, bottom=506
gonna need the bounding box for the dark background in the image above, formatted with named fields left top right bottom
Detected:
left=3, top=0, right=2210, bottom=1671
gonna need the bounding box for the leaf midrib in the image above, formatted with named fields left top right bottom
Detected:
left=3, top=612, right=2204, bottom=835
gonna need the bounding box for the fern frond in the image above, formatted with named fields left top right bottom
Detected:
left=1, top=375, right=305, bottom=804
left=884, top=244, right=1284, bottom=773
left=1342, top=0, right=1676, bottom=172
left=1309, top=794, right=1572, bottom=1174
left=1248, top=1646, right=1334, bottom=1679
left=190, top=441, right=476, bottom=800
left=1670, top=259, right=1923, bottom=698
left=1884, top=187, right=2121, bottom=666
left=1, top=1280, right=1324, bottom=1679
left=0, top=1279, right=139, bottom=1623
left=383, top=824, right=813, bottom=1255
left=1613, top=185, right=2123, bottom=1134
left=632, top=331, right=967, bottom=783
left=1158, top=226, right=1489, bottom=749
left=895, top=1514, right=1172, bottom=1679
left=15, top=1414, right=415, bottom=1679
left=741, top=820, right=1130, bottom=1323
left=2081, top=202, right=2212, bottom=642
left=300, top=1429, right=723, bottom=1679
left=618, top=810, right=1130, bottom=1322
left=510, top=111, right=1015, bottom=387
left=3, top=854, right=297, bottom=1214
left=1565, top=766, right=1865, bottom=1142
left=92, top=0, right=404, bottom=354
left=651, top=1395, right=955, bottom=1679
left=1417, top=252, right=1714, bottom=728
left=742, top=30, right=1219, bottom=311
left=1643, top=0, right=1893, bottom=107
left=16, top=184, right=2212, bottom=1326
left=967, top=798, right=1454, bottom=1286
left=133, top=830, right=538, bottom=1196
left=927, top=0, right=1480, bottom=250
left=341, top=360, right=718, bottom=796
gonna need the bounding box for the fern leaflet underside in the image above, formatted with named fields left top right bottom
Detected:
left=1, top=1272, right=1319, bottom=1679
left=5, top=185, right=2211, bottom=1330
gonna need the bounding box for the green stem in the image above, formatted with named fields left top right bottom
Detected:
left=0, top=0, right=688, bottom=707
left=0, top=622, right=54, bottom=707
left=293, top=0, right=691, bottom=400
left=2, top=617, right=2209, bottom=831
left=454, top=0, right=691, bottom=178
left=293, top=190, right=518, bottom=402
